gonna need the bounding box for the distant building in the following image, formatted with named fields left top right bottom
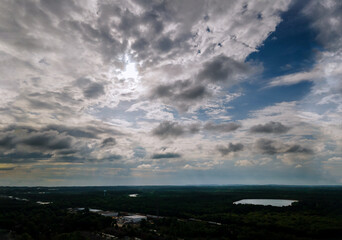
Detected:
left=122, top=215, right=147, bottom=223
left=89, top=208, right=102, bottom=213
left=36, top=201, right=51, bottom=205
left=68, top=207, right=119, bottom=219
left=146, top=214, right=163, bottom=219
left=100, top=211, right=119, bottom=218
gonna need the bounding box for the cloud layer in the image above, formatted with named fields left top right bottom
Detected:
left=0, top=0, right=341, bottom=185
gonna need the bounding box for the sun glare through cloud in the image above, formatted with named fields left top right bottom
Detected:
left=119, top=58, right=139, bottom=81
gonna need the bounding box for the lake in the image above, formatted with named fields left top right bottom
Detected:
left=233, top=199, right=298, bottom=207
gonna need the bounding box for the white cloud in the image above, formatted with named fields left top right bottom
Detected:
left=235, top=160, right=254, bottom=167
left=5, top=0, right=342, bottom=185
left=268, top=70, right=318, bottom=87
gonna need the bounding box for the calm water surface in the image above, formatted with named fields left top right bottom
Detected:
left=233, top=199, right=298, bottom=207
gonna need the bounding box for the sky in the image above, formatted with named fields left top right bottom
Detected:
left=0, top=0, right=341, bottom=186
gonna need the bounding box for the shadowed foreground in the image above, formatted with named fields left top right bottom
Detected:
left=0, top=185, right=341, bottom=240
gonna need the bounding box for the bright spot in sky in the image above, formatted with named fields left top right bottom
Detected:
left=119, top=60, right=139, bottom=80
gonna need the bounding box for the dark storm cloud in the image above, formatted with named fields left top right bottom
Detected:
left=131, top=38, right=149, bottom=51
left=151, top=79, right=210, bottom=112
left=152, top=152, right=181, bottom=159
left=198, top=55, right=250, bottom=83
left=152, top=121, right=185, bottom=139
left=2, top=124, right=121, bottom=141
left=255, top=138, right=314, bottom=155
left=141, top=11, right=164, bottom=34
left=152, top=81, right=187, bottom=98
left=118, top=9, right=140, bottom=34
left=0, top=124, right=124, bottom=164
left=154, top=83, right=207, bottom=100
left=2, top=125, right=36, bottom=133
left=101, top=137, right=116, bottom=147
left=152, top=121, right=203, bottom=139
left=102, top=154, right=122, bottom=161
left=52, top=148, right=122, bottom=163
left=51, top=155, right=85, bottom=163
left=55, top=153, right=123, bottom=164
left=21, top=133, right=72, bottom=150
left=158, top=81, right=207, bottom=101
left=217, top=143, right=244, bottom=156
left=285, top=144, right=313, bottom=154
left=43, top=125, right=97, bottom=138
left=204, top=122, right=241, bottom=132
left=1, top=130, right=72, bottom=151
left=188, top=123, right=201, bottom=134
left=74, top=77, right=106, bottom=99
left=83, top=82, right=105, bottom=99
left=152, top=121, right=241, bottom=139
left=255, top=138, right=279, bottom=155
left=178, top=85, right=207, bottom=100
left=149, top=57, right=251, bottom=113
left=250, top=121, right=291, bottom=134
left=0, top=135, right=16, bottom=149
left=56, top=149, right=78, bottom=155
left=0, top=152, right=53, bottom=164
left=157, top=36, right=173, bottom=52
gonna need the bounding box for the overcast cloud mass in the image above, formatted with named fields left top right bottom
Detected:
left=0, top=0, right=341, bottom=186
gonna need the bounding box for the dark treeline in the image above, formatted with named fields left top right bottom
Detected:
left=0, top=185, right=342, bottom=239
